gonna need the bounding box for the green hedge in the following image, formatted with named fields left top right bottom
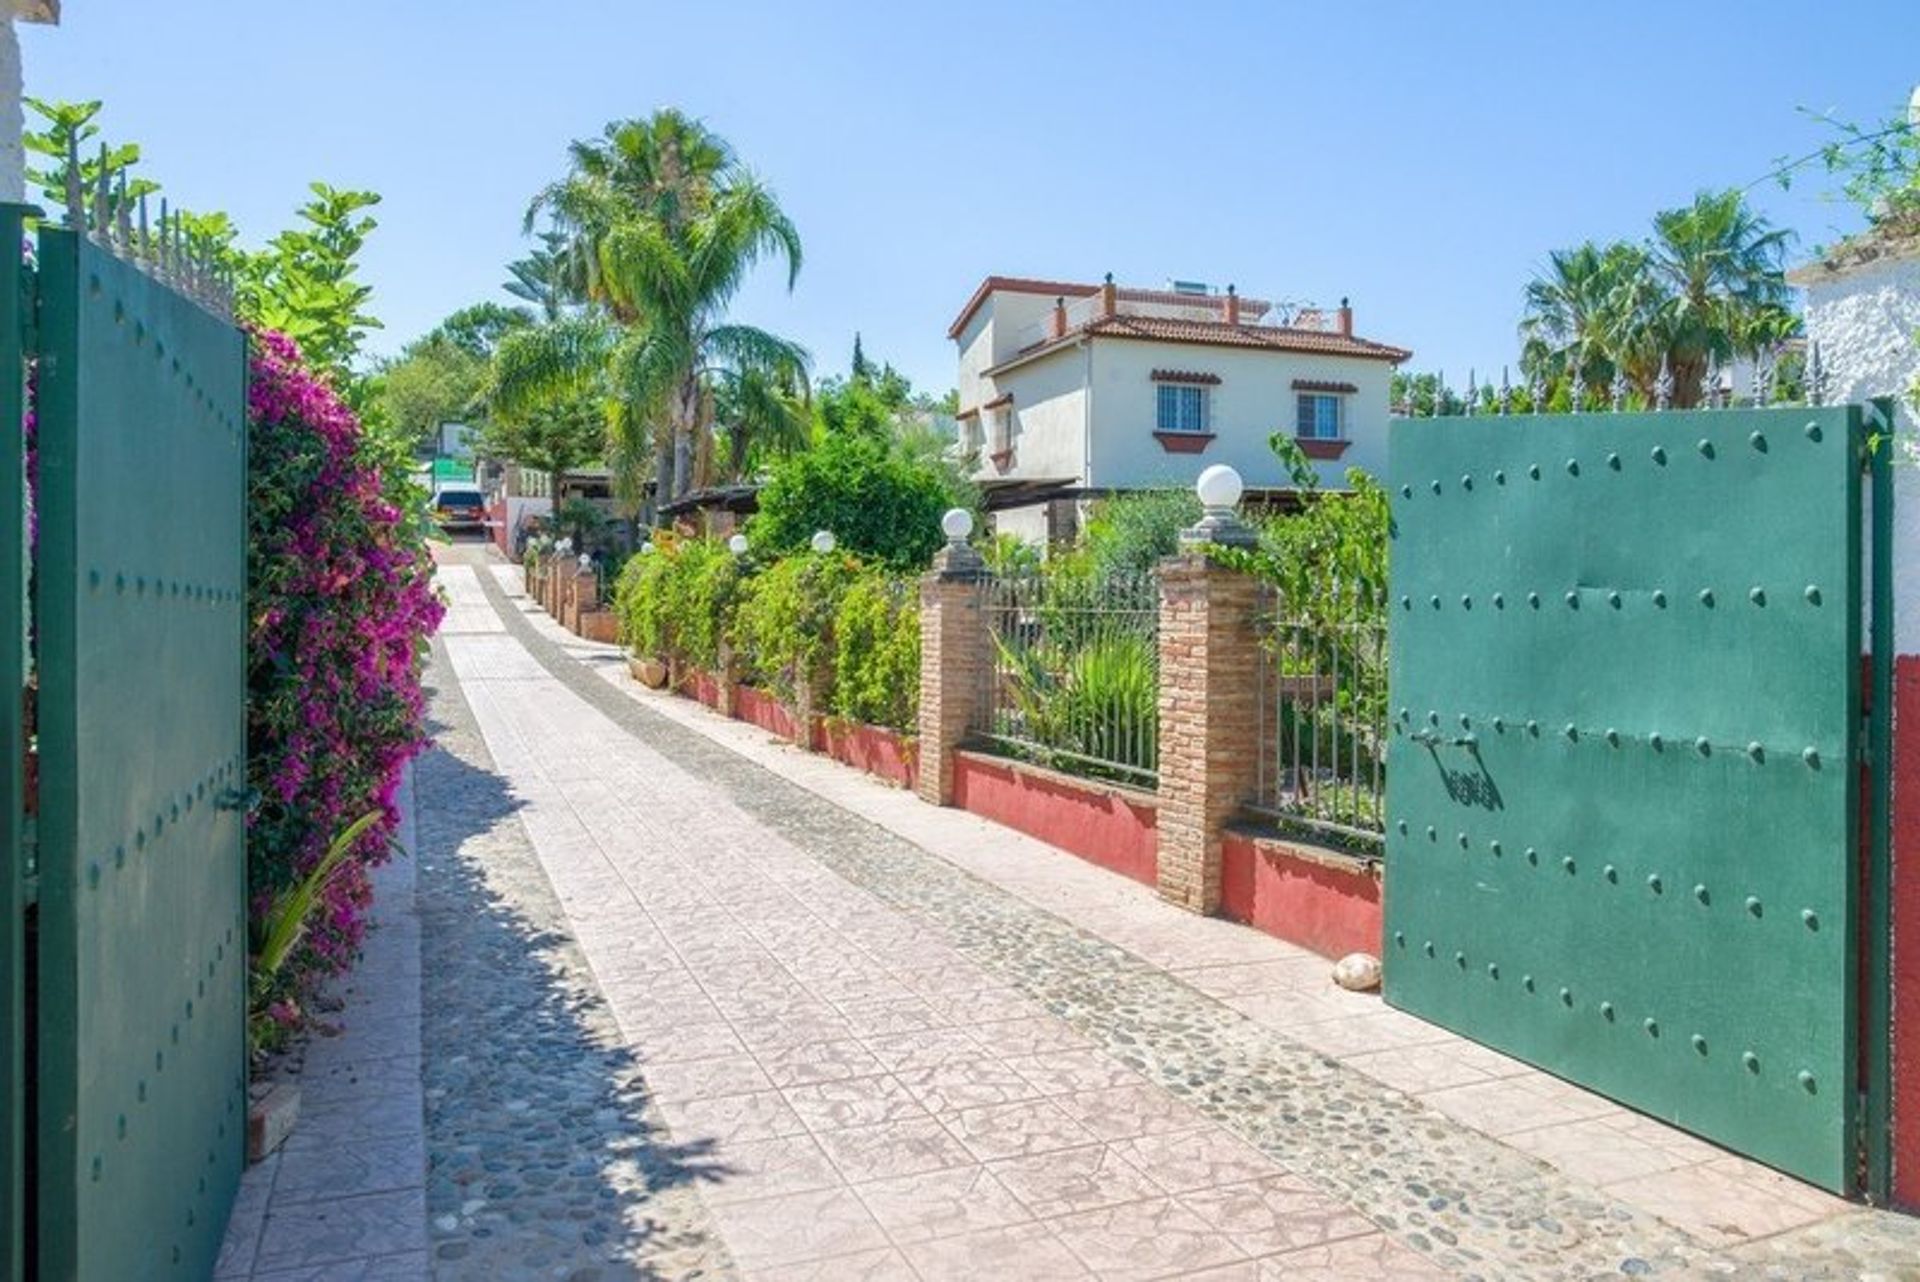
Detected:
left=613, top=536, right=920, bottom=733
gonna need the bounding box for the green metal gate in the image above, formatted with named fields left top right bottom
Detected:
left=1384, top=403, right=1890, bottom=1193
left=6, top=204, right=249, bottom=1278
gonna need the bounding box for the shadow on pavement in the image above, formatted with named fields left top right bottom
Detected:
left=414, top=649, right=733, bottom=1278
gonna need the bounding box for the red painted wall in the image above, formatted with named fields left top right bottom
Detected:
left=731, top=684, right=810, bottom=745
left=684, top=668, right=724, bottom=711
left=1219, top=833, right=1382, bottom=960
left=1893, top=654, right=1920, bottom=1210
left=950, top=752, right=1158, bottom=886
left=820, top=722, right=919, bottom=790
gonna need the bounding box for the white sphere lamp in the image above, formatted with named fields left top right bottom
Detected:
left=640, top=541, right=656, bottom=556
left=727, top=533, right=750, bottom=555
left=1195, top=464, right=1244, bottom=510
left=941, top=508, right=974, bottom=543
left=811, top=529, right=836, bottom=554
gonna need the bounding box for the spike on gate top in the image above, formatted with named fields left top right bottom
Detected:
left=1655, top=353, right=1674, bottom=410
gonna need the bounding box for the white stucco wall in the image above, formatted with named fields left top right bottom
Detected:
left=988, top=503, right=1051, bottom=545
left=955, top=310, right=995, bottom=416
left=1086, top=340, right=1394, bottom=492
left=979, top=346, right=1090, bottom=484
left=0, top=20, right=23, bottom=204
left=1801, top=249, right=1920, bottom=654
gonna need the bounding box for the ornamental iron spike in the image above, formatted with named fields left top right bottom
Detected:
left=1527, top=367, right=1545, bottom=414
left=1499, top=366, right=1512, bottom=416
left=1464, top=369, right=1476, bottom=416
left=91, top=144, right=111, bottom=242
left=1434, top=370, right=1445, bottom=417
left=1570, top=367, right=1586, bottom=413
left=114, top=171, right=133, bottom=250
left=1610, top=366, right=1628, bottom=412
left=1655, top=352, right=1674, bottom=410
left=1751, top=350, right=1772, bottom=407
left=137, top=192, right=150, bottom=264
left=63, top=130, right=83, bottom=231
left=1701, top=352, right=1720, bottom=409
left=1807, top=340, right=1826, bottom=406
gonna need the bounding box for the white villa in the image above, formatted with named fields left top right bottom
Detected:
left=949, top=274, right=1411, bottom=541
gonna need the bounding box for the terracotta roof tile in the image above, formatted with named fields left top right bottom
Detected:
left=986, top=316, right=1410, bottom=374
left=946, top=276, right=1273, bottom=338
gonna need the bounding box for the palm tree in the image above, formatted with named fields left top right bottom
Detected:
left=714, top=361, right=811, bottom=482
left=493, top=113, right=807, bottom=517
left=1518, top=191, right=1795, bottom=409
left=527, top=111, right=734, bottom=318
left=1647, top=190, right=1795, bottom=406
left=1519, top=242, right=1644, bottom=403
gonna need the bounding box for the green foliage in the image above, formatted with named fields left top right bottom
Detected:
left=248, top=810, right=383, bottom=1051
left=1773, top=103, right=1920, bottom=223
left=432, top=302, right=534, bottom=360
left=480, top=393, right=606, bottom=501
left=831, top=573, right=919, bottom=732
left=996, top=631, right=1158, bottom=781
left=1209, top=434, right=1388, bottom=624
left=751, top=432, right=970, bottom=572
left=23, top=97, right=159, bottom=220
left=1517, top=190, right=1797, bottom=411
left=556, top=498, right=611, bottom=550
left=613, top=536, right=742, bottom=672
left=981, top=533, right=1042, bottom=576
left=1082, top=489, right=1200, bottom=580
left=377, top=333, right=487, bottom=447
left=731, top=552, right=862, bottom=700
left=507, top=110, right=809, bottom=506
left=241, top=184, right=384, bottom=381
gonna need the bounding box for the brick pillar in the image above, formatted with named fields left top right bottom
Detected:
left=916, top=542, right=990, bottom=806
left=570, top=568, right=598, bottom=633
left=1155, top=550, right=1263, bottom=914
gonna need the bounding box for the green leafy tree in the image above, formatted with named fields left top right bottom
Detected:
left=23, top=97, right=158, bottom=222
left=241, top=184, right=383, bottom=382
left=750, top=432, right=969, bottom=572
left=480, top=394, right=606, bottom=516
left=377, top=335, right=487, bottom=448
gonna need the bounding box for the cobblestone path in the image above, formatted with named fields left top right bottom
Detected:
left=416, top=548, right=1920, bottom=1281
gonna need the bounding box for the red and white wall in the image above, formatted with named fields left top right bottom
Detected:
left=1799, top=240, right=1920, bottom=1208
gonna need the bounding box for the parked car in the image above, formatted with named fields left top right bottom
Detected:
left=431, top=486, right=487, bottom=533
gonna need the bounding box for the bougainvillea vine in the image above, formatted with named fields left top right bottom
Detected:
left=245, top=329, right=442, bottom=1031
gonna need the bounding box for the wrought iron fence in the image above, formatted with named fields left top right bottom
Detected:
left=971, top=571, right=1160, bottom=788
left=1249, top=583, right=1388, bottom=852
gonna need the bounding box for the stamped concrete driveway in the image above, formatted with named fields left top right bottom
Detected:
left=407, top=545, right=1920, bottom=1281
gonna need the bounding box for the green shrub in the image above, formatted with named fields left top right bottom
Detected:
left=1082, top=489, right=1199, bottom=581
left=613, top=535, right=742, bottom=670
left=831, top=572, right=919, bottom=731
left=732, top=551, right=862, bottom=701
left=614, top=541, right=676, bottom=657
left=997, top=631, right=1158, bottom=779
left=750, top=433, right=973, bottom=572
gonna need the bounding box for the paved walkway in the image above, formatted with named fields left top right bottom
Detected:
left=233, top=542, right=1920, bottom=1280
left=217, top=774, right=431, bottom=1279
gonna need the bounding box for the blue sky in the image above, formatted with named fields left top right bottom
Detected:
left=23, top=2, right=1919, bottom=394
